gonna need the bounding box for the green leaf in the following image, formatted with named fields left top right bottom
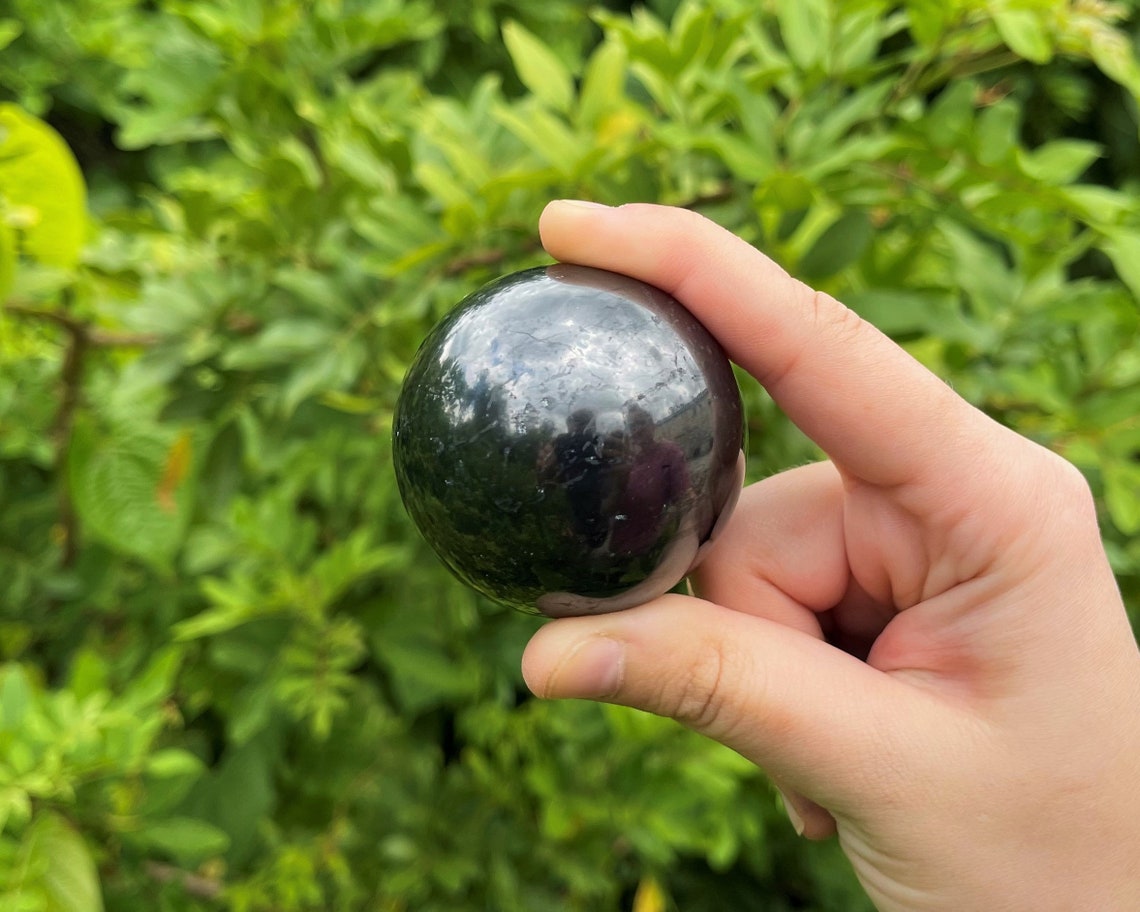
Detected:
left=68, top=421, right=195, bottom=570
left=1104, top=460, right=1140, bottom=534
left=578, top=41, right=627, bottom=128
left=493, top=101, right=584, bottom=173
left=280, top=341, right=364, bottom=416
left=414, top=160, right=476, bottom=211
left=926, top=80, right=976, bottom=149
left=0, top=104, right=87, bottom=269
left=700, top=131, right=775, bottom=181
left=172, top=598, right=252, bottom=641
left=975, top=100, right=1019, bottom=165
left=112, top=22, right=223, bottom=149
left=140, top=752, right=207, bottom=817
left=802, top=134, right=898, bottom=180
left=22, top=812, right=104, bottom=912
left=1063, top=185, right=1134, bottom=225
left=845, top=289, right=965, bottom=339
left=502, top=20, right=575, bottom=113
left=776, top=0, right=830, bottom=70
left=145, top=749, right=206, bottom=780
left=1018, top=140, right=1100, bottom=184
left=798, top=210, right=873, bottom=280
left=835, top=4, right=893, bottom=72
left=183, top=736, right=277, bottom=864
left=905, top=0, right=956, bottom=47
left=325, top=134, right=397, bottom=190
left=120, top=647, right=182, bottom=712
left=0, top=19, right=23, bottom=51
left=133, top=817, right=230, bottom=866
left=990, top=7, right=1052, bottom=63
left=67, top=648, right=109, bottom=701
left=274, top=137, right=322, bottom=190
left=1101, top=229, right=1140, bottom=302
left=0, top=785, right=32, bottom=834
left=788, top=81, right=894, bottom=161
left=369, top=608, right=482, bottom=714
left=1088, top=23, right=1140, bottom=102
left=0, top=212, right=14, bottom=299
left=221, top=319, right=338, bottom=370
left=228, top=678, right=276, bottom=745
left=0, top=663, right=32, bottom=732
left=938, top=220, right=1017, bottom=316
left=353, top=194, right=444, bottom=259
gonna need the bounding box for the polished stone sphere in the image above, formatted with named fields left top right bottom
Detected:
left=393, top=264, right=745, bottom=617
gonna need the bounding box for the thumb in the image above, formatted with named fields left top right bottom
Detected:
left=522, top=594, right=948, bottom=813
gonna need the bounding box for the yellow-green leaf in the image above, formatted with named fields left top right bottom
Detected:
left=502, top=20, right=574, bottom=113
left=776, top=0, right=830, bottom=70
left=1088, top=23, right=1140, bottom=101
left=0, top=104, right=87, bottom=269
left=67, top=419, right=195, bottom=570
left=1102, top=229, right=1140, bottom=302
left=0, top=217, right=14, bottom=300
left=906, top=0, right=955, bottom=47
left=632, top=875, right=668, bottom=912
left=133, top=817, right=230, bottom=866
left=0, top=19, right=21, bottom=51
left=991, top=8, right=1052, bottom=64
left=578, top=41, right=627, bottom=129
left=1105, top=460, right=1140, bottom=535
left=21, top=812, right=104, bottom=912
left=493, top=101, right=584, bottom=173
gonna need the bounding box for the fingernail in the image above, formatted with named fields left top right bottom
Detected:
left=777, top=790, right=805, bottom=837
left=545, top=636, right=625, bottom=699
left=553, top=199, right=612, bottom=210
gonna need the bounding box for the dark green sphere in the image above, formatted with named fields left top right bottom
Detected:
left=393, top=265, right=745, bottom=617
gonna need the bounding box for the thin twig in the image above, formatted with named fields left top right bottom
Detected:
left=3, top=302, right=160, bottom=347
left=144, top=862, right=224, bottom=901
left=45, top=292, right=86, bottom=569
left=439, top=189, right=738, bottom=278
left=0, top=296, right=144, bottom=568
left=4, top=297, right=161, bottom=565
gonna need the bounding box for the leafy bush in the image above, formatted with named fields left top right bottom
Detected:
left=1, top=1, right=1138, bottom=909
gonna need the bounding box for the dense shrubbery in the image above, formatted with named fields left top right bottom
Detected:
left=1, top=1, right=1138, bottom=909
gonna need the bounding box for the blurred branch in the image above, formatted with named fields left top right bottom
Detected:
left=2, top=297, right=159, bottom=568
left=53, top=296, right=86, bottom=569
left=443, top=237, right=543, bottom=276
left=440, top=188, right=737, bottom=278
left=144, top=862, right=224, bottom=901
left=681, top=183, right=737, bottom=209
left=3, top=301, right=160, bottom=347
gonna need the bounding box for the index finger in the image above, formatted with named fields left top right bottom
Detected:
left=539, top=201, right=998, bottom=490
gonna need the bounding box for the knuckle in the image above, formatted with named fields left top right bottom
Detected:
left=812, top=289, right=865, bottom=347
left=1046, top=452, right=1100, bottom=532
left=998, top=440, right=1104, bottom=562
left=767, top=289, right=867, bottom=393
left=1050, top=452, right=1094, bottom=505
left=667, top=637, right=750, bottom=739
left=1029, top=444, right=1097, bottom=520
left=669, top=643, right=726, bottom=732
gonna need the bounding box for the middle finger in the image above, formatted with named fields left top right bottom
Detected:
left=693, top=461, right=850, bottom=637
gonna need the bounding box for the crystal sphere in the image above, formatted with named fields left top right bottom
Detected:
left=393, top=264, right=745, bottom=617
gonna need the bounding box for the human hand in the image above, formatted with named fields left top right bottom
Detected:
left=521, top=201, right=1140, bottom=912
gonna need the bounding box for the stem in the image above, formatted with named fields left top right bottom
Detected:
left=4, top=301, right=159, bottom=347
left=2, top=295, right=147, bottom=569
left=144, top=862, right=224, bottom=901
left=4, top=297, right=164, bottom=565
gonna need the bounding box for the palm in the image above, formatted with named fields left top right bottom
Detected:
left=697, top=458, right=1009, bottom=669
left=526, top=201, right=1140, bottom=912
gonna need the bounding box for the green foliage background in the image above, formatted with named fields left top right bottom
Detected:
left=1, top=1, right=1138, bottom=909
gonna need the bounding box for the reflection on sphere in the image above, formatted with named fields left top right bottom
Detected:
left=393, top=264, right=745, bottom=616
